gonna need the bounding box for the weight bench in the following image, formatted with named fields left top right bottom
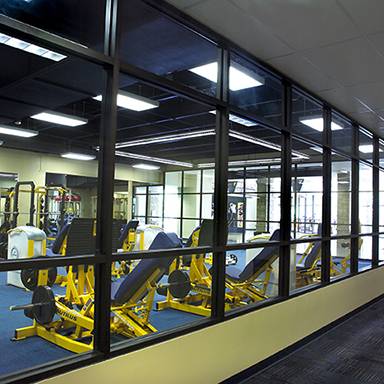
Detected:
left=47, top=218, right=95, bottom=256
left=223, top=230, right=280, bottom=304
left=12, top=231, right=183, bottom=353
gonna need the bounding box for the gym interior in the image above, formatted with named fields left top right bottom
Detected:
left=0, top=1, right=383, bottom=383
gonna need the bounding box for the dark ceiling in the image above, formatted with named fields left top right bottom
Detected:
left=0, top=0, right=367, bottom=168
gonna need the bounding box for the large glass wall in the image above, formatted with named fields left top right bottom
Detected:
left=0, top=1, right=382, bottom=382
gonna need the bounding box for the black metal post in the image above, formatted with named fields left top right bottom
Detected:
left=93, top=0, right=119, bottom=355
left=372, top=136, right=380, bottom=267
left=321, top=106, right=331, bottom=283
left=351, top=123, right=360, bottom=274
left=211, top=46, right=229, bottom=320
left=279, top=81, right=292, bottom=297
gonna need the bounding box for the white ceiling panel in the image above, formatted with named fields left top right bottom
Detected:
left=304, top=38, right=384, bottom=87
left=166, top=0, right=204, bottom=9
left=180, top=0, right=293, bottom=59
left=267, top=53, right=340, bottom=92
left=230, top=0, right=359, bottom=51
left=337, top=0, right=384, bottom=35
left=318, top=88, right=370, bottom=115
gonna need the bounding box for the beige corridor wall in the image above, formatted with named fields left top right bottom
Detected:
left=40, top=267, right=384, bottom=384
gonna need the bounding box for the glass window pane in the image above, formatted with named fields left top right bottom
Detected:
left=224, top=242, right=280, bottom=314
left=118, top=0, right=217, bottom=97
left=331, top=156, right=352, bottom=236
left=230, top=53, right=282, bottom=127
left=164, top=194, right=181, bottom=218
left=110, top=252, right=208, bottom=349
left=202, top=169, right=215, bottom=193
left=134, top=195, right=147, bottom=217
left=148, top=194, right=163, bottom=218
left=165, top=172, right=182, bottom=194
left=294, top=240, right=322, bottom=291
left=182, top=219, right=200, bottom=239
left=331, top=239, right=350, bottom=278
left=183, top=194, right=200, bottom=219
left=291, top=139, right=323, bottom=239
left=359, top=163, right=373, bottom=233
left=332, top=113, right=354, bottom=156
left=183, top=170, right=201, bottom=193
left=358, top=236, right=372, bottom=271
left=380, top=170, right=384, bottom=232
left=359, top=128, right=374, bottom=163
left=1, top=263, right=95, bottom=376
left=0, top=1, right=105, bottom=50
left=201, top=194, right=213, bottom=219
left=227, top=118, right=281, bottom=244
left=292, top=90, right=323, bottom=144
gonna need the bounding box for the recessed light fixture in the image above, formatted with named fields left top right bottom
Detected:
left=209, top=110, right=257, bottom=127
left=300, top=117, right=343, bottom=132
left=132, top=163, right=160, bottom=171
left=116, top=151, right=193, bottom=168
left=0, top=33, right=66, bottom=61
left=93, top=90, right=160, bottom=112
left=31, top=111, right=88, bottom=127
left=61, top=152, right=96, bottom=161
left=116, top=129, right=215, bottom=149
left=0, top=124, right=38, bottom=138
left=189, top=62, right=264, bottom=91
left=359, top=144, right=383, bottom=154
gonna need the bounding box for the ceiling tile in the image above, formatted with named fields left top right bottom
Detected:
left=337, top=0, right=384, bottom=35
left=345, top=82, right=384, bottom=112
left=181, top=0, right=293, bottom=60
left=349, top=111, right=384, bottom=132
left=166, top=0, right=205, bottom=10
left=318, top=88, right=370, bottom=115
left=268, top=53, right=340, bottom=92
left=230, top=0, right=359, bottom=51
left=304, top=38, right=384, bottom=87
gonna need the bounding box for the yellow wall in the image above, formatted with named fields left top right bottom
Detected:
left=40, top=267, right=384, bottom=384
left=0, top=147, right=161, bottom=224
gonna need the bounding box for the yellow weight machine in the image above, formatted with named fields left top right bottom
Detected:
left=11, top=232, right=182, bottom=353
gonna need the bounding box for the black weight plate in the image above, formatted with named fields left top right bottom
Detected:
left=48, top=267, right=57, bottom=287
left=32, top=286, right=56, bottom=325
left=168, top=270, right=191, bottom=299
left=21, top=267, right=57, bottom=290
left=20, top=269, right=38, bottom=291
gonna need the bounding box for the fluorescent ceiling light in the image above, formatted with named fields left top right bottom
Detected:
left=0, top=173, right=17, bottom=178
left=229, top=129, right=309, bottom=159
left=229, top=130, right=281, bottom=151
left=116, top=129, right=215, bottom=149
left=0, top=33, right=66, bottom=61
left=31, top=111, right=88, bottom=127
left=61, top=153, right=96, bottom=161
left=189, top=62, right=264, bottom=91
left=94, top=91, right=159, bottom=112
left=116, top=151, right=192, bottom=168
left=209, top=110, right=257, bottom=127
left=300, top=117, right=343, bottom=132
left=310, top=146, right=323, bottom=153
left=0, top=124, right=38, bottom=138
left=132, top=164, right=160, bottom=171
left=359, top=144, right=383, bottom=154
left=198, top=158, right=282, bottom=168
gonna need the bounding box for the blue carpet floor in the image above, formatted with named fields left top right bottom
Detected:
left=0, top=271, right=201, bottom=378
left=0, top=254, right=373, bottom=378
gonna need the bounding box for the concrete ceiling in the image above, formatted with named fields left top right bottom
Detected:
left=166, top=0, right=384, bottom=137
